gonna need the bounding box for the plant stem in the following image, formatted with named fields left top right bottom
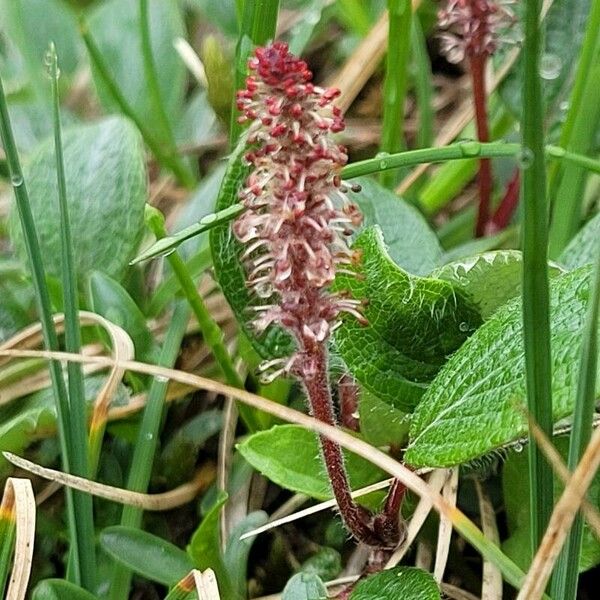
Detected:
left=521, top=0, right=554, bottom=560
left=0, top=73, right=88, bottom=587
left=49, top=45, right=97, bottom=588
left=146, top=207, right=243, bottom=389
left=550, top=243, right=600, bottom=599
left=108, top=301, right=190, bottom=600
left=79, top=18, right=195, bottom=188
left=229, top=0, right=281, bottom=145
left=470, top=53, right=492, bottom=236
left=379, top=0, right=412, bottom=188
left=301, top=343, right=382, bottom=547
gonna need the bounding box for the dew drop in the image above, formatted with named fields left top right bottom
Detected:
left=513, top=442, right=524, bottom=453
left=559, top=100, right=570, bottom=112
left=11, top=175, right=23, bottom=187
left=539, top=53, right=562, bottom=80
left=145, top=433, right=154, bottom=441
left=549, top=146, right=566, bottom=158
left=458, top=140, right=481, bottom=157
left=518, top=147, right=534, bottom=169
left=155, top=375, right=169, bottom=384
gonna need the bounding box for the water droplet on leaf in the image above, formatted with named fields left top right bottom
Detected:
left=540, top=53, right=562, bottom=80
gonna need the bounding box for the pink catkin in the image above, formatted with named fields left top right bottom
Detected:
left=438, top=0, right=516, bottom=63
left=233, top=42, right=365, bottom=382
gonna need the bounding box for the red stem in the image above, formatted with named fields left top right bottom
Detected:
left=488, top=169, right=520, bottom=233
left=301, top=342, right=381, bottom=546
left=470, top=52, right=492, bottom=237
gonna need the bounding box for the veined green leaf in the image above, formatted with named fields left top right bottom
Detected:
left=8, top=116, right=147, bottom=283
left=333, top=227, right=481, bottom=411
left=237, top=424, right=386, bottom=502
left=432, top=250, right=563, bottom=320
left=405, top=266, right=600, bottom=467
left=350, top=566, right=441, bottom=599
left=559, top=211, right=600, bottom=270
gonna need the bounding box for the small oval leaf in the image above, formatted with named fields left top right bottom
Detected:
left=237, top=424, right=385, bottom=501
left=282, top=573, right=328, bottom=600
left=350, top=566, right=441, bottom=599
left=99, top=526, right=194, bottom=586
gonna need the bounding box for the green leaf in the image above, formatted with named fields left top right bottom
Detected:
left=237, top=424, right=386, bottom=501
left=8, top=116, right=147, bottom=283
left=431, top=250, right=563, bottom=320
left=299, top=547, right=342, bottom=581
left=358, top=389, right=410, bottom=448
left=497, top=0, right=590, bottom=121
left=502, top=436, right=600, bottom=572
left=333, top=227, right=482, bottom=411
left=32, top=579, right=99, bottom=600
left=405, top=266, right=600, bottom=467
left=88, top=0, right=186, bottom=128
left=350, top=177, right=442, bottom=275
left=281, top=572, right=328, bottom=600
left=559, top=212, right=600, bottom=270
left=224, top=511, right=268, bottom=598
left=99, top=526, right=194, bottom=586
left=350, top=566, right=441, bottom=599
left=187, top=491, right=235, bottom=599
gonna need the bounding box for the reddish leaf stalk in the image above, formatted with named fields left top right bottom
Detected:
left=338, top=373, right=360, bottom=431
left=488, top=168, right=520, bottom=233
left=233, top=42, right=402, bottom=548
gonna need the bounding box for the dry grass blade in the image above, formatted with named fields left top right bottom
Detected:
left=0, top=347, right=528, bottom=591
left=517, top=425, right=600, bottom=599
left=328, top=1, right=423, bottom=113
left=474, top=479, right=502, bottom=600
left=239, top=478, right=393, bottom=540
left=386, top=469, right=449, bottom=568
left=1, top=478, right=35, bottom=600
left=194, top=568, right=221, bottom=600
left=174, top=37, right=208, bottom=87
left=434, top=467, right=459, bottom=583
left=524, top=411, right=600, bottom=538
left=3, top=453, right=214, bottom=512
left=0, top=312, right=134, bottom=417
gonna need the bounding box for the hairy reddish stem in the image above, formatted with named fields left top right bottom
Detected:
left=470, top=52, right=493, bottom=237
left=301, top=342, right=382, bottom=546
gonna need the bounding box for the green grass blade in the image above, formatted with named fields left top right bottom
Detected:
left=48, top=44, right=97, bottom=589
left=548, top=59, right=600, bottom=257
left=379, top=0, right=412, bottom=188
left=139, top=0, right=179, bottom=148
left=78, top=18, right=195, bottom=188
left=550, top=242, right=600, bottom=598
left=0, top=506, right=15, bottom=597
left=411, top=18, right=434, bottom=149
left=107, top=301, right=191, bottom=600
left=146, top=206, right=243, bottom=389
left=0, top=67, right=92, bottom=588
left=521, top=0, right=554, bottom=560
left=229, top=0, right=280, bottom=144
